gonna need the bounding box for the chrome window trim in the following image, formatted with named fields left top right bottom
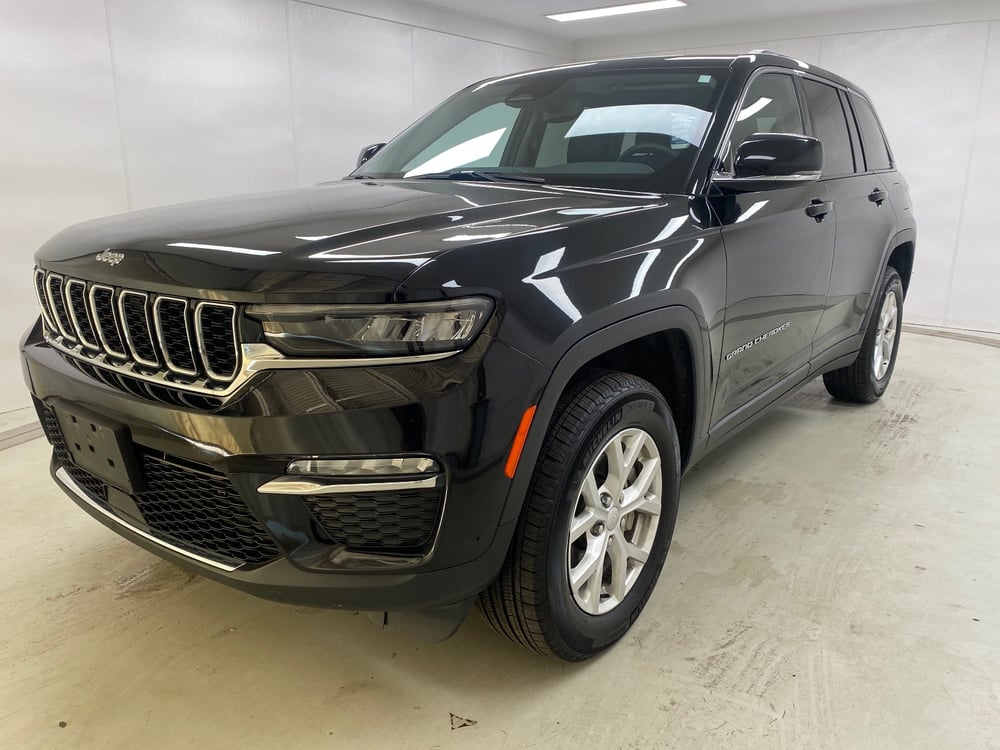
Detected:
left=65, top=278, right=101, bottom=350
left=44, top=273, right=76, bottom=342
left=152, top=296, right=199, bottom=377
left=55, top=466, right=243, bottom=572
left=710, top=66, right=808, bottom=182
left=193, top=301, right=239, bottom=382
left=88, top=283, right=128, bottom=359
left=117, top=290, right=160, bottom=368
left=710, top=65, right=872, bottom=186
left=33, top=268, right=57, bottom=333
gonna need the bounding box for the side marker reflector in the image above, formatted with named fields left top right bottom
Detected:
left=504, top=405, right=537, bottom=479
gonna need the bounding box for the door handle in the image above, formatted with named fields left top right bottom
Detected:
left=869, top=188, right=889, bottom=206
left=805, top=198, right=834, bottom=223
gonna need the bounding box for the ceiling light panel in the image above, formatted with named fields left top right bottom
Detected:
left=547, top=0, right=686, bottom=23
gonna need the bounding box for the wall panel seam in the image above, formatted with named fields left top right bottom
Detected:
left=290, top=0, right=565, bottom=58
left=103, top=0, right=134, bottom=211
left=942, top=20, right=994, bottom=324
left=284, top=0, right=301, bottom=187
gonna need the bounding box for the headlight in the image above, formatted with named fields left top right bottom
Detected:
left=246, top=297, right=494, bottom=357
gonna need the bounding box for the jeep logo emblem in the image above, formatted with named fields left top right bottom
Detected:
left=95, top=249, right=125, bottom=267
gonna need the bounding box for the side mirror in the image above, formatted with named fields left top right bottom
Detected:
left=356, top=143, right=386, bottom=168
left=714, top=133, right=822, bottom=191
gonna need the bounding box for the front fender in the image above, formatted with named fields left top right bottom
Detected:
left=498, top=304, right=711, bottom=525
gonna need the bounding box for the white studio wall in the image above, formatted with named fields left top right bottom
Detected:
left=0, top=0, right=569, bottom=413
left=576, top=4, right=1000, bottom=335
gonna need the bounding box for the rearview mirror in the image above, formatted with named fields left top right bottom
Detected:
left=356, top=143, right=386, bottom=168
left=714, top=133, right=822, bottom=191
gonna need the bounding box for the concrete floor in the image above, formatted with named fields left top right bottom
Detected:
left=2, top=331, right=999, bottom=749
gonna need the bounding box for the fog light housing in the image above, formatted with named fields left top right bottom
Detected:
left=287, top=457, right=440, bottom=477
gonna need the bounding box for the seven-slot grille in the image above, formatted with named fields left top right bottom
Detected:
left=34, top=267, right=240, bottom=394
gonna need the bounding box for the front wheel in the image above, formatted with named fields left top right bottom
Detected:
left=823, top=267, right=904, bottom=403
left=478, top=371, right=681, bottom=661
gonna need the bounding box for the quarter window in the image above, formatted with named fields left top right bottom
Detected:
left=724, top=73, right=805, bottom=171
left=851, top=95, right=893, bottom=171
left=801, top=79, right=854, bottom=177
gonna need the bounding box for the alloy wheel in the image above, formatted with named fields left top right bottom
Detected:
left=873, top=291, right=899, bottom=380
left=567, top=427, right=663, bottom=615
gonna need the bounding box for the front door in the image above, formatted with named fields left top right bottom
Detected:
left=710, top=72, right=836, bottom=428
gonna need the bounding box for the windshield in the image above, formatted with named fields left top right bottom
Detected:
left=353, top=66, right=728, bottom=193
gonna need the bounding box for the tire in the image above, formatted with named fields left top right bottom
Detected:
left=823, top=267, right=904, bottom=403
left=479, top=371, right=681, bottom=661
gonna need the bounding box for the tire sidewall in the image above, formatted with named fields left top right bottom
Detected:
left=544, top=388, right=680, bottom=655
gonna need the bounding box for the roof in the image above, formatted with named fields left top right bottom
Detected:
left=509, top=50, right=866, bottom=99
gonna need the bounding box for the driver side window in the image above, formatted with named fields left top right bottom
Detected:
left=723, top=73, right=805, bottom=172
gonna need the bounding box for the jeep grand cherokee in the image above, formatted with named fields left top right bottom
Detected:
left=22, top=51, right=915, bottom=660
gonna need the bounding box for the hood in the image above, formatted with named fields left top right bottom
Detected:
left=35, top=179, right=669, bottom=302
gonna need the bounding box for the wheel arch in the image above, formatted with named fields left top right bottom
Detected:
left=887, top=239, right=915, bottom=297
left=499, top=305, right=709, bottom=525
left=855, top=227, right=916, bottom=337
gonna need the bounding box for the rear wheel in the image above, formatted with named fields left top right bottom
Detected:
left=823, top=267, right=903, bottom=403
left=479, top=371, right=681, bottom=661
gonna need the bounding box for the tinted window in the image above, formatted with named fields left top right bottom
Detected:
left=725, top=73, right=804, bottom=171
left=802, top=79, right=854, bottom=177
left=851, top=95, right=892, bottom=171
left=401, top=103, right=518, bottom=175
left=356, top=69, right=728, bottom=193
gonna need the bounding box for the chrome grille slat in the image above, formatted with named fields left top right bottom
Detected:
left=153, top=296, right=199, bottom=377
left=34, top=269, right=57, bottom=332
left=89, top=284, right=128, bottom=359
left=33, top=268, right=241, bottom=405
left=118, top=290, right=160, bottom=368
left=65, top=279, right=101, bottom=350
left=195, top=302, right=239, bottom=381
left=45, top=273, right=76, bottom=341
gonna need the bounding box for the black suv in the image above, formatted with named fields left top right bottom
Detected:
left=22, top=52, right=914, bottom=660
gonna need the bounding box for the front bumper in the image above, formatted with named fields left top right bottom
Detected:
left=22, top=325, right=549, bottom=610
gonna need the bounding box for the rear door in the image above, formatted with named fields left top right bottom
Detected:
left=810, top=85, right=898, bottom=351
left=711, top=71, right=836, bottom=428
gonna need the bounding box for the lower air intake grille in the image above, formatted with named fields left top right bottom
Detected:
left=131, top=456, right=279, bottom=566
left=39, top=404, right=279, bottom=567
left=302, top=488, right=443, bottom=554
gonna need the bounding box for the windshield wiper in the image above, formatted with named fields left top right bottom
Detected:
left=410, top=170, right=545, bottom=184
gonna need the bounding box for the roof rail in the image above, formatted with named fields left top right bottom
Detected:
left=748, top=49, right=793, bottom=57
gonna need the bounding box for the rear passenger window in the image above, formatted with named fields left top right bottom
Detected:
left=801, top=79, right=854, bottom=177
left=851, top=95, right=893, bottom=171
left=724, top=73, right=805, bottom=171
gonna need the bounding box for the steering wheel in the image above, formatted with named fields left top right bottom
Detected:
left=618, top=142, right=680, bottom=162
